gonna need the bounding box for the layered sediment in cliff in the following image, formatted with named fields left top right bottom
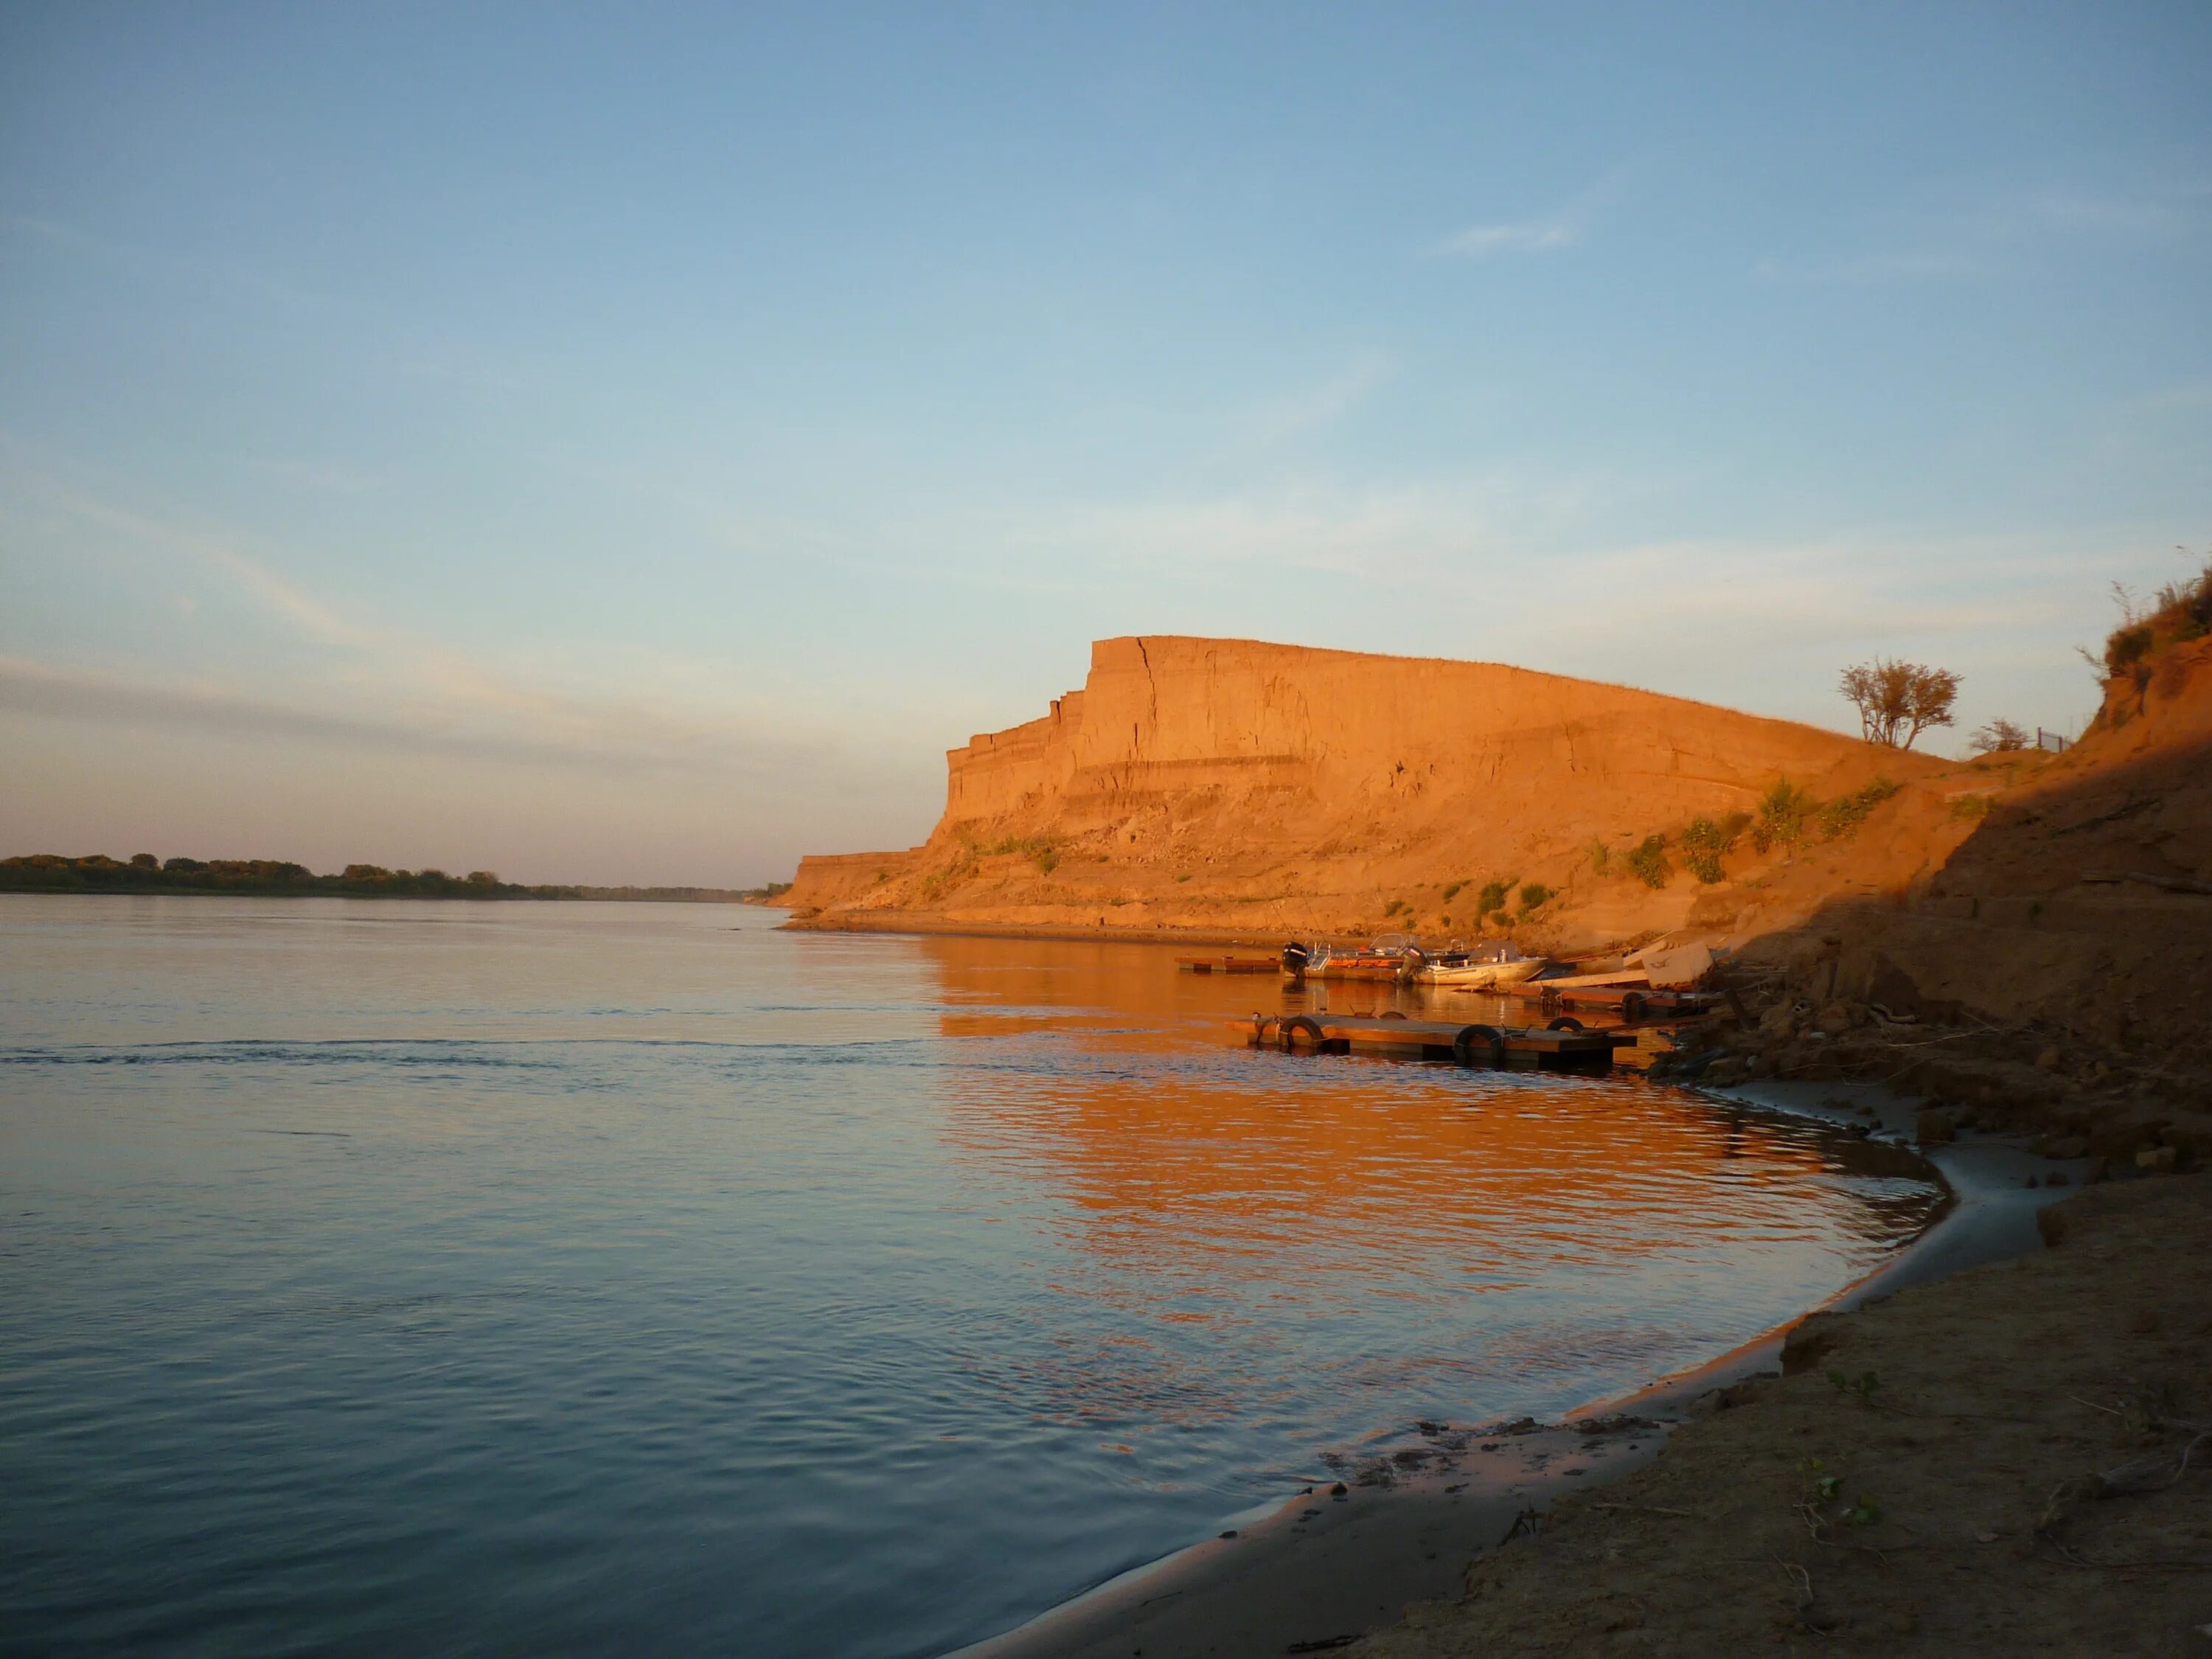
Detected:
left=785, top=636, right=1947, bottom=946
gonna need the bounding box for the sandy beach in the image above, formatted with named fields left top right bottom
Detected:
left=1353, top=1166, right=2212, bottom=1657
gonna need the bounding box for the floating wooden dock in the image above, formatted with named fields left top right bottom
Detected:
left=1511, top=983, right=1719, bottom=1019
left=1238, top=1013, right=1638, bottom=1074
left=1176, top=955, right=1281, bottom=975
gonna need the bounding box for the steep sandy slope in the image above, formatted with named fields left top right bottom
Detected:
left=785, top=636, right=1942, bottom=945
left=1741, top=635, right=2212, bottom=1057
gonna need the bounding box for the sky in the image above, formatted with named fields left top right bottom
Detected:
left=2, top=2, right=2208, bottom=886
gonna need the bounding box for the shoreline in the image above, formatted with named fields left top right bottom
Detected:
left=944, top=1082, right=2076, bottom=1659
left=780, top=911, right=1287, bottom=947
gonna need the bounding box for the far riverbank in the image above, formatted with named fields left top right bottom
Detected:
left=1, top=852, right=768, bottom=902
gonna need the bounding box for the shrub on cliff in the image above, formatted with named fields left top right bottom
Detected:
left=2101, top=552, right=2211, bottom=678
left=1969, top=717, right=2032, bottom=754
left=1518, top=882, right=1551, bottom=912
left=1627, top=835, right=1670, bottom=889
left=1678, top=816, right=1739, bottom=883
left=1818, top=776, right=1901, bottom=841
left=1750, top=778, right=1818, bottom=854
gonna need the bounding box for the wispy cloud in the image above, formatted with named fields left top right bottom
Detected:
left=1752, top=251, right=1977, bottom=285
left=0, top=654, right=834, bottom=779
left=1234, top=354, right=1394, bottom=449
left=1445, top=218, right=1579, bottom=258
left=996, top=469, right=1624, bottom=581
left=1441, top=165, right=1638, bottom=262
left=240, top=455, right=380, bottom=495
left=1754, top=175, right=2206, bottom=285
left=0, top=457, right=931, bottom=783
left=2006, top=187, right=2189, bottom=237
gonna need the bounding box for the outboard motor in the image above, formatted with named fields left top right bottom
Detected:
left=1397, top=945, right=1425, bottom=985
left=1280, top=942, right=1310, bottom=978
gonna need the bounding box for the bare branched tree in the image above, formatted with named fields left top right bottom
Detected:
left=1839, top=658, right=1961, bottom=749
left=1969, top=717, right=2031, bottom=754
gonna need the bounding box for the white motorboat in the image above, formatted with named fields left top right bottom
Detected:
left=1408, top=939, right=1548, bottom=990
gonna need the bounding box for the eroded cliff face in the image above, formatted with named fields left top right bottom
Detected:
left=786, top=636, right=1950, bottom=947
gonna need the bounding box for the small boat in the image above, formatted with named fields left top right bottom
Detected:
left=1408, top=938, right=1547, bottom=991
left=1281, top=933, right=1422, bottom=983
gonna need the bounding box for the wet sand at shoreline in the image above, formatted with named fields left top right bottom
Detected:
left=952, top=1427, right=1661, bottom=1659
left=952, top=1088, right=2076, bottom=1659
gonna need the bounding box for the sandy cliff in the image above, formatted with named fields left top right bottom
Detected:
left=787, top=636, right=1944, bottom=945
left=788, top=630, right=2212, bottom=1070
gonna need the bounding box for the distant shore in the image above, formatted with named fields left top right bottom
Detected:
left=0, top=854, right=781, bottom=904
left=781, top=910, right=1284, bottom=947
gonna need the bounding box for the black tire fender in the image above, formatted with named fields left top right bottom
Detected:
left=1621, top=992, right=1649, bottom=1023
left=1453, top=1023, right=1506, bottom=1068
left=1546, top=1016, right=1585, bottom=1032
left=1281, top=1015, right=1325, bottom=1051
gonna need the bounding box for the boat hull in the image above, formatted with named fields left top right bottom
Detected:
left=1414, top=959, right=1548, bottom=991
left=1291, top=959, right=1411, bottom=982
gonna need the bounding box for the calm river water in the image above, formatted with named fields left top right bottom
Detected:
left=0, top=897, right=1944, bottom=1658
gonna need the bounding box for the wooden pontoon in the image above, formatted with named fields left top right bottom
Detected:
left=1236, top=1013, right=1638, bottom=1074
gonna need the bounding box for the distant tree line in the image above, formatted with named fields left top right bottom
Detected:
left=0, top=855, right=574, bottom=898
left=0, top=854, right=766, bottom=902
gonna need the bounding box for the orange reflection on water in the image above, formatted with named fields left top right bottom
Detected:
left=906, top=933, right=1941, bottom=1429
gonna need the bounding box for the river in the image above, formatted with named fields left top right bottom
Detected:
left=0, top=896, right=1943, bottom=1658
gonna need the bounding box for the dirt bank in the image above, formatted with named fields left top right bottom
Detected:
left=782, top=635, right=1941, bottom=945
left=1352, top=1169, right=2212, bottom=1658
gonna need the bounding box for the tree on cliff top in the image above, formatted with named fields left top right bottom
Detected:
left=1839, top=658, right=1960, bottom=749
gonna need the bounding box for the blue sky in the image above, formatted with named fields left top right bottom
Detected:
left=3, top=3, right=2208, bottom=883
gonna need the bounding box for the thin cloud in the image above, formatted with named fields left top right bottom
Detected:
left=2009, top=187, right=2188, bottom=237
left=1236, top=355, right=1394, bottom=449
left=0, top=654, right=834, bottom=780
left=998, top=469, right=1626, bottom=581
left=1446, top=219, right=1579, bottom=257
left=0, top=459, right=930, bottom=779
left=1441, top=164, right=1639, bottom=262
left=1756, top=175, right=2204, bottom=285
left=1753, top=251, right=1977, bottom=285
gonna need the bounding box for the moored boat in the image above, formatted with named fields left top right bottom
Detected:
left=1407, top=938, right=1548, bottom=991
left=1281, top=933, right=1422, bottom=983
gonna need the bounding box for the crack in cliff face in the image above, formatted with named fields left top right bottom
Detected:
left=1134, top=638, right=1160, bottom=754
